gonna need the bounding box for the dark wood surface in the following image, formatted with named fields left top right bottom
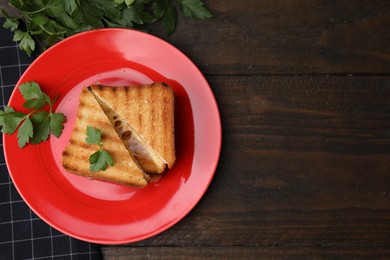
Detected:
left=102, top=0, right=390, bottom=259
left=100, top=1, right=390, bottom=259
left=0, top=0, right=380, bottom=259
left=1, top=1, right=389, bottom=258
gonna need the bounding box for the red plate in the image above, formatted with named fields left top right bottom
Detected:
left=4, top=29, right=221, bottom=244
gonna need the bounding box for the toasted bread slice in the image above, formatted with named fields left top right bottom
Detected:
left=62, top=87, right=149, bottom=187
left=89, top=83, right=176, bottom=174
left=90, top=91, right=165, bottom=173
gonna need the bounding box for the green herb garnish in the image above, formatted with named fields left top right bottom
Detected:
left=0, top=81, right=66, bottom=148
left=86, top=126, right=114, bottom=172
left=1, top=0, right=213, bottom=56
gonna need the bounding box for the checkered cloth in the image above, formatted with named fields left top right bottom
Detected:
left=0, top=19, right=102, bottom=260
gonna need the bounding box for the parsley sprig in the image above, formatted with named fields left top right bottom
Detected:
left=86, top=126, right=114, bottom=172
left=1, top=0, right=213, bottom=56
left=0, top=81, right=66, bottom=148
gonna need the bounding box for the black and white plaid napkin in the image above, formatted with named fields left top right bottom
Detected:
left=0, top=18, right=102, bottom=260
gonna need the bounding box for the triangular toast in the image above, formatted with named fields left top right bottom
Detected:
left=89, top=83, right=176, bottom=174
left=62, top=87, right=149, bottom=187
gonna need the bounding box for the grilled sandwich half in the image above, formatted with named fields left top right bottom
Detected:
left=62, top=87, right=149, bottom=187
left=89, top=82, right=176, bottom=174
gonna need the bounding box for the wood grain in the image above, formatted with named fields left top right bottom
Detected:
left=102, top=75, right=389, bottom=257
left=156, top=0, right=390, bottom=75
left=102, top=246, right=390, bottom=259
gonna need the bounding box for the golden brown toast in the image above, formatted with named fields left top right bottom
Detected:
left=89, top=82, right=176, bottom=174
left=62, top=87, right=149, bottom=187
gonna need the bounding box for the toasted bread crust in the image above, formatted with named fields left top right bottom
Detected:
left=62, top=88, right=149, bottom=187
left=90, top=82, right=176, bottom=171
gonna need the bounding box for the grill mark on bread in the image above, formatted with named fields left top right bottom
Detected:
left=137, top=87, right=143, bottom=131
left=149, top=85, right=155, bottom=147
left=162, top=94, right=168, bottom=157
left=63, top=161, right=139, bottom=180
left=88, top=83, right=175, bottom=173
left=70, top=126, right=80, bottom=134
left=63, top=164, right=91, bottom=177
left=112, top=86, right=118, bottom=124
left=63, top=162, right=147, bottom=187
left=78, top=104, right=103, bottom=116
left=89, top=87, right=162, bottom=173
left=68, top=138, right=93, bottom=150
left=122, top=87, right=135, bottom=125
left=141, top=86, right=151, bottom=147
left=62, top=87, right=148, bottom=187
left=82, top=119, right=111, bottom=131
left=157, top=87, right=165, bottom=156
left=123, top=87, right=129, bottom=127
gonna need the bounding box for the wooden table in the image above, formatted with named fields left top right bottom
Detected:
left=2, top=0, right=389, bottom=258
left=100, top=1, right=390, bottom=259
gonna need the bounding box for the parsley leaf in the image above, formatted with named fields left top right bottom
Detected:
left=152, top=0, right=177, bottom=34
left=19, top=81, right=51, bottom=110
left=122, top=5, right=156, bottom=26
left=86, top=126, right=102, bottom=145
left=89, top=149, right=114, bottom=172
left=115, top=0, right=134, bottom=7
left=1, top=0, right=212, bottom=56
left=30, top=110, right=66, bottom=144
left=62, top=0, right=78, bottom=15
left=50, top=113, right=66, bottom=138
left=30, top=111, right=51, bottom=144
left=3, top=18, right=19, bottom=31
left=0, top=109, right=27, bottom=134
left=13, top=30, right=35, bottom=56
left=17, top=117, right=33, bottom=148
left=175, top=0, right=213, bottom=19
left=0, top=81, right=67, bottom=148
left=86, top=126, right=114, bottom=172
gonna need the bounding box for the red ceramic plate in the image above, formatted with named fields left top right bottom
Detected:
left=4, top=29, right=221, bottom=244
